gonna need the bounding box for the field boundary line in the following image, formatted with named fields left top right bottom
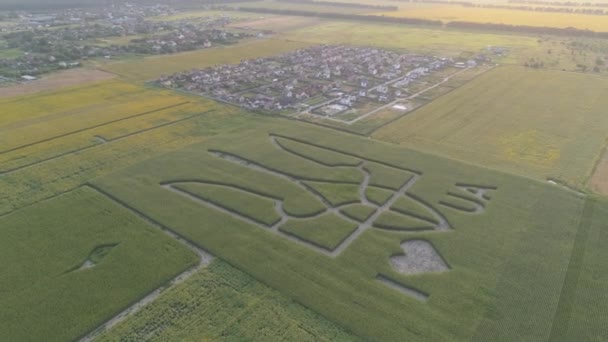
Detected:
left=0, top=110, right=214, bottom=175
left=0, top=188, right=75, bottom=219
left=584, top=135, right=608, bottom=190
left=78, top=183, right=215, bottom=342
left=0, top=101, right=190, bottom=155
left=548, top=197, right=594, bottom=340
left=366, top=64, right=497, bottom=137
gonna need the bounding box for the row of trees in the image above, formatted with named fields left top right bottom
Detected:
left=277, top=0, right=398, bottom=11
left=446, top=21, right=608, bottom=38
left=508, top=0, right=608, bottom=8
left=235, top=7, right=608, bottom=39
left=236, top=7, right=443, bottom=26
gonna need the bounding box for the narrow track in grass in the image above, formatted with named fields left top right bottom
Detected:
left=0, top=111, right=213, bottom=176
left=79, top=184, right=214, bottom=342
left=0, top=102, right=190, bottom=155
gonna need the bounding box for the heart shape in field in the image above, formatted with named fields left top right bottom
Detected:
left=390, top=240, right=449, bottom=275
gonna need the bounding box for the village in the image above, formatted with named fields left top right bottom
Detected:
left=0, top=3, right=259, bottom=79
left=156, top=44, right=486, bottom=122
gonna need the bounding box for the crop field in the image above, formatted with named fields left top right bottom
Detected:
left=282, top=20, right=608, bottom=75
left=0, top=187, right=197, bottom=342
left=0, top=79, right=214, bottom=175
left=232, top=0, right=380, bottom=14
left=0, top=79, right=258, bottom=215
left=86, top=115, right=604, bottom=341
left=3, top=7, right=608, bottom=340
left=228, top=14, right=322, bottom=32
left=96, top=260, right=359, bottom=341
left=102, top=39, right=313, bottom=81
left=379, top=4, right=608, bottom=31
left=284, top=21, right=539, bottom=58
left=0, top=69, right=116, bottom=98
left=374, top=65, right=608, bottom=187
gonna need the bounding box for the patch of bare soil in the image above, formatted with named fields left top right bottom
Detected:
left=390, top=240, right=449, bottom=275
left=0, top=68, right=115, bottom=98
left=589, top=149, right=608, bottom=195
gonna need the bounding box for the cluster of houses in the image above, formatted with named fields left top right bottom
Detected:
left=157, top=45, right=464, bottom=115
left=7, top=4, right=178, bottom=30
left=0, top=9, right=253, bottom=77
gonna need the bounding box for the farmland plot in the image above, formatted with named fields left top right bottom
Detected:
left=96, top=261, right=360, bottom=341
left=0, top=187, right=197, bottom=342
left=91, top=118, right=594, bottom=341
left=374, top=65, right=608, bottom=187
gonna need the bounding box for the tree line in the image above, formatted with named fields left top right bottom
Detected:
left=276, top=0, right=398, bottom=11
left=235, top=6, right=608, bottom=38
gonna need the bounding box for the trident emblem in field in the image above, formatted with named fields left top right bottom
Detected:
left=163, top=134, right=495, bottom=296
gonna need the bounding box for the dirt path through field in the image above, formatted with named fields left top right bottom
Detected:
left=79, top=185, right=214, bottom=342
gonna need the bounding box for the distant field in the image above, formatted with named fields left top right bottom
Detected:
left=283, top=21, right=539, bottom=57
left=379, top=3, right=608, bottom=31
left=0, top=68, right=115, bottom=98
left=0, top=79, right=252, bottom=215
left=232, top=0, right=380, bottom=14
left=228, top=14, right=322, bottom=32
left=91, top=116, right=596, bottom=340
left=102, top=38, right=313, bottom=81
left=97, top=260, right=360, bottom=341
left=0, top=79, right=209, bottom=175
left=0, top=187, right=197, bottom=342
left=373, top=65, right=608, bottom=187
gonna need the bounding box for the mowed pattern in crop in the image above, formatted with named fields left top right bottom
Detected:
left=91, top=118, right=595, bottom=341
left=0, top=187, right=197, bottom=342
left=374, top=65, right=608, bottom=186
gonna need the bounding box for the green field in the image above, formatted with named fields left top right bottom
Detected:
left=86, top=115, right=599, bottom=341
left=3, top=8, right=608, bottom=341
left=374, top=65, right=608, bottom=187
left=0, top=187, right=197, bottom=342
left=96, top=260, right=359, bottom=341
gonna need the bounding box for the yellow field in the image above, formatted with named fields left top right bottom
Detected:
left=102, top=39, right=313, bottom=81
left=0, top=101, right=212, bottom=173
left=284, top=21, right=538, bottom=57
left=373, top=66, right=608, bottom=186
left=0, top=79, right=145, bottom=127
left=0, top=82, right=244, bottom=214
left=0, top=80, right=198, bottom=151
left=380, top=4, right=608, bottom=31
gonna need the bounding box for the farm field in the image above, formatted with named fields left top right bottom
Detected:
left=89, top=116, right=600, bottom=341
left=379, top=4, right=608, bottom=31
left=102, top=38, right=313, bottom=81
left=0, top=187, right=197, bottom=342
left=3, top=3, right=608, bottom=340
left=373, top=65, right=608, bottom=187
left=0, top=78, right=257, bottom=215
left=282, top=20, right=608, bottom=75
left=231, top=0, right=381, bottom=14
left=0, top=68, right=115, bottom=98
left=96, top=260, right=360, bottom=341
left=0, top=79, right=214, bottom=175
left=235, top=0, right=608, bottom=31
left=228, top=14, right=323, bottom=32
left=283, top=21, right=539, bottom=58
